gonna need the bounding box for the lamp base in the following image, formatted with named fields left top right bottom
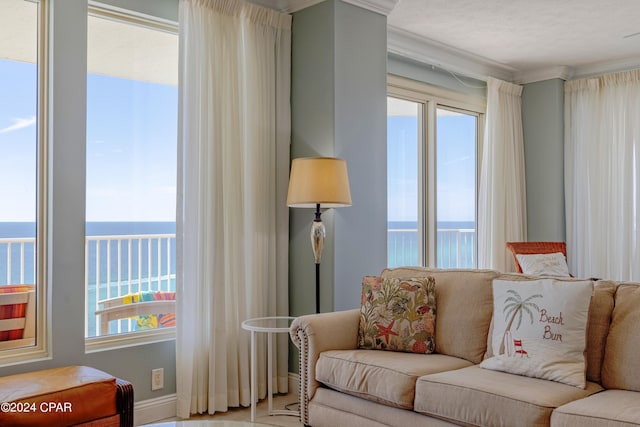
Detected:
left=315, top=263, right=320, bottom=313
left=311, top=204, right=324, bottom=313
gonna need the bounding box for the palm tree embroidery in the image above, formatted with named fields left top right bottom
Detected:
left=498, top=290, right=542, bottom=355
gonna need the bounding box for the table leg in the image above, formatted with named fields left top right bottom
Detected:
left=250, top=329, right=257, bottom=422
left=268, top=331, right=273, bottom=415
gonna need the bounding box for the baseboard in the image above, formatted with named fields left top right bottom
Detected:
left=134, top=372, right=299, bottom=426
left=134, top=393, right=177, bottom=426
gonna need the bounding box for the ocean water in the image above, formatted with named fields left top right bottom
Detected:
left=388, top=220, right=476, bottom=268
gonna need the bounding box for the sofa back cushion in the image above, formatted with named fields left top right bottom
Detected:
left=381, top=267, right=499, bottom=364
left=585, top=280, right=617, bottom=383
left=602, top=282, right=640, bottom=391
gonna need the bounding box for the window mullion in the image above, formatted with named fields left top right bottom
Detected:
left=425, top=101, right=437, bottom=267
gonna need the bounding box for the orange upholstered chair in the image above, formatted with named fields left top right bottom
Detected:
left=505, top=241, right=568, bottom=274
left=0, top=284, right=35, bottom=349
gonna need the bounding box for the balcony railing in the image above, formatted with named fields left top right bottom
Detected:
left=0, top=234, right=177, bottom=338
left=2, top=228, right=474, bottom=337
left=388, top=227, right=476, bottom=268
left=0, top=237, right=36, bottom=286
left=85, top=233, right=176, bottom=337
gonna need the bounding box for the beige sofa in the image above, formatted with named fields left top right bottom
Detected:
left=290, top=267, right=640, bottom=427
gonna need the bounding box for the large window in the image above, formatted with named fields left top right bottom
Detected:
left=85, top=8, right=178, bottom=346
left=0, top=0, right=47, bottom=358
left=387, top=76, right=484, bottom=268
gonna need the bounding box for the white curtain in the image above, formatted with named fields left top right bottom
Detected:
left=176, top=0, right=291, bottom=417
left=565, top=70, right=640, bottom=281
left=478, top=77, right=527, bottom=271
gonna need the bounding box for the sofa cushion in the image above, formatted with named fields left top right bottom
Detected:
left=480, top=278, right=593, bottom=388
left=315, top=349, right=473, bottom=410
left=358, top=276, right=436, bottom=354
left=381, top=267, right=499, bottom=364
left=414, top=365, right=603, bottom=426
left=309, top=387, right=457, bottom=427
left=585, top=280, right=617, bottom=383
left=551, top=389, right=640, bottom=427
left=602, top=282, right=640, bottom=391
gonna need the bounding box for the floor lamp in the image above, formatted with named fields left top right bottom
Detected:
left=286, top=157, right=352, bottom=313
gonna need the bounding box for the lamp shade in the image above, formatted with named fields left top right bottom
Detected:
left=287, top=157, right=352, bottom=208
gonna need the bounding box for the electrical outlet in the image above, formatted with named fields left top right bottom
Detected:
left=151, top=368, right=164, bottom=391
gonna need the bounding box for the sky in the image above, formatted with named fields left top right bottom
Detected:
left=387, top=108, right=476, bottom=223
left=2, top=56, right=472, bottom=226
left=0, top=58, right=178, bottom=223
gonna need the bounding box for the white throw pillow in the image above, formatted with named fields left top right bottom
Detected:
left=480, top=279, right=593, bottom=388
left=516, top=252, right=570, bottom=277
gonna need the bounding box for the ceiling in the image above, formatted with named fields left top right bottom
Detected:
left=272, top=0, right=640, bottom=84
left=386, top=0, right=640, bottom=83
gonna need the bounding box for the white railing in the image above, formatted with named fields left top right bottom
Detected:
left=0, top=237, right=36, bottom=286
left=0, top=234, right=178, bottom=337
left=84, top=233, right=176, bottom=337
left=388, top=228, right=476, bottom=268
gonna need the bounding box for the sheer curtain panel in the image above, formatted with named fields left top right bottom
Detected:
left=565, top=70, right=640, bottom=280
left=478, top=77, right=527, bottom=271
left=176, top=0, right=291, bottom=417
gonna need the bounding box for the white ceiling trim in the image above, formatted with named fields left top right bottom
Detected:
left=278, top=0, right=324, bottom=13
left=572, top=56, right=640, bottom=80
left=263, top=0, right=400, bottom=14
left=387, top=25, right=515, bottom=82
left=514, top=66, right=574, bottom=85
left=249, top=0, right=324, bottom=14
left=341, top=0, right=400, bottom=16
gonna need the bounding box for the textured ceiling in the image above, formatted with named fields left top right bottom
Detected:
left=388, top=0, right=640, bottom=75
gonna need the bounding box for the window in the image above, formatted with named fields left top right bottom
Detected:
left=387, top=76, right=485, bottom=268
left=0, top=0, right=47, bottom=359
left=85, top=7, right=178, bottom=347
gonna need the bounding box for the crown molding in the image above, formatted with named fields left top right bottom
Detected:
left=341, top=0, right=400, bottom=16
left=571, top=56, right=640, bottom=80
left=514, top=66, right=574, bottom=85
left=249, top=0, right=324, bottom=14
left=387, top=25, right=516, bottom=82
left=254, top=0, right=400, bottom=14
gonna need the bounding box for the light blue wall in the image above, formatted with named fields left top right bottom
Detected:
left=521, top=79, right=565, bottom=241
left=289, top=0, right=387, bottom=318
left=333, top=1, right=388, bottom=311
left=290, top=1, right=336, bottom=316
left=0, top=0, right=178, bottom=404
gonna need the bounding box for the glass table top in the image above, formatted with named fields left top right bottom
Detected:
left=241, top=316, right=296, bottom=332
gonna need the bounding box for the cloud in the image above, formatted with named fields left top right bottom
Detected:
left=0, top=116, right=36, bottom=135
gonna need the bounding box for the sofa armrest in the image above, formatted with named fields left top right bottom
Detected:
left=290, top=309, right=360, bottom=425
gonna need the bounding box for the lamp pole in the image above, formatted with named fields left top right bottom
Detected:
left=311, top=203, right=325, bottom=313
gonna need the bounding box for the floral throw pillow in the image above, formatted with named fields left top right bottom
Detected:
left=358, top=276, right=436, bottom=354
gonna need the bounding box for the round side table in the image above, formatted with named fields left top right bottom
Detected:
left=241, top=316, right=298, bottom=422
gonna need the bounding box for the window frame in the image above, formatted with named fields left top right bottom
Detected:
left=0, top=0, right=50, bottom=366
left=387, top=74, right=486, bottom=268
left=84, top=4, right=178, bottom=352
